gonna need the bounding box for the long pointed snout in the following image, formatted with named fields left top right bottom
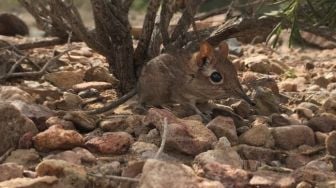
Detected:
left=235, top=89, right=256, bottom=106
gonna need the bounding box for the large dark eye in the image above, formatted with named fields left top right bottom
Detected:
left=210, top=71, right=223, bottom=84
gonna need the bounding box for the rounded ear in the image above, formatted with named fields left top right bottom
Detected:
left=199, top=41, right=213, bottom=58
left=219, top=41, right=229, bottom=58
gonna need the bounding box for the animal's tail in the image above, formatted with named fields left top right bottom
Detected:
left=86, top=88, right=137, bottom=115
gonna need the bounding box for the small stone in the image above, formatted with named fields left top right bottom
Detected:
left=294, top=107, right=314, bottom=120
left=235, top=145, right=283, bottom=163
left=0, top=102, right=38, bottom=156
left=33, top=125, right=84, bottom=152
left=236, top=126, right=249, bottom=135
left=4, top=149, right=40, bottom=170
left=44, top=70, right=85, bottom=90
left=45, top=116, right=75, bottom=130
left=98, top=161, right=122, bottom=175
left=270, top=62, right=285, bottom=74
left=130, top=141, right=158, bottom=155
left=326, top=131, right=336, bottom=156
left=314, top=76, right=330, bottom=88
left=242, top=71, right=258, bottom=84
left=270, top=113, right=291, bottom=127
left=322, top=97, right=336, bottom=114
left=315, top=132, right=328, bottom=145
left=327, top=83, right=336, bottom=91
left=85, top=132, right=134, bottom=154
left=298, top=102, right=320, bottom=113
left=139, top=159, right=223, bottom=188
left=36, top=159, right=88, bottom=187
left=245, top=55, right=270, bottom=74
left=194, top=149, right=243, bottom=169
left=271, top=125, right=315, bottom=150
left=285, top=154, right=312, bottom=169
left=0, top=176, right=58, bottom=187
left=279, top=80, right=297, bottom=92
left=0, top=86, right=34, bottom=103
left=307, top=115, right=336, bottom=133
left=84, top=66, right=119, bottom=85
left=144, top=108, right=217, bottom=155
left=239, top=124, right=274, bottom=148
left=63, top=111, right=97, bottom=131
left=18, top=132, right=34, bottom=149
left=99, top=115, right=145, bottom=136
left=0, top=163, right=24, bottom=182
left=202, top=162, right=251, bottom=187
left=72, top=81, right=113, bottom=92
left=297, top=181, right=313, bottom=188
left=55, top=92, right=82, bottom=110
left=206, top=116, right=238, bottom=145
left=72, top=147, right=96, bottom=164
left=45, top=150, right=82, bottom=165
left=292, top=164, right=336, bottom=183
left=253, top=87, right=280, bottom=116
left=231, top=100, right=251, bottom=118
left=214, top=137, right=232, bottom=149
left=78, top=88, right=100, bottom=98
left=305, top=62, right=314, bottom=70
left=249, top=170, right=295, bottom=187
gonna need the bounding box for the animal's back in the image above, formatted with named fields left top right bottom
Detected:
left=137, top=52, right=187, bottom=106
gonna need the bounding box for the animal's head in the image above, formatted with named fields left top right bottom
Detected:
left=188, top=41, right=254, bottom=105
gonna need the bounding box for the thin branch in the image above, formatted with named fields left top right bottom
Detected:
left=0, top=38, right=69, bottom=51
left=88, top=172, right=140, bottom=183
left=8, top=54, right=28, bottom=74
left=195, top=6, right=229, bottom=21
left=134, top=0, right=161, bottom=66
left=170, top=0, right=202, bottom=43
left=154, top=117, right=168, bottom=159
left=122, top=0, right=135, bottom=12
left=0, top=47, right=78, bottom=80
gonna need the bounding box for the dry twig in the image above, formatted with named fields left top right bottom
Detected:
left=154, top=117, right=168, bottom=159
left=0, top=47, right=78, bottom=80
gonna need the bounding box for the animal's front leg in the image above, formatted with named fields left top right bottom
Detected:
left=186, top=103, right=212, bottom=123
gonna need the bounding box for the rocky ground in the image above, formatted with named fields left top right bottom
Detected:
left=0, top=33, right=336, bottom=188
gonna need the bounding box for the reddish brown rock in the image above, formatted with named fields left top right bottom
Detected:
left=235, top=145, right=283, bottom=163
left=307, top=115, right=336, bottom=133
left=206, top=116, right=238, bottom=145
left=194, top=148, right=243, bottom=169
left=36, top=159, right=88, bottom=187
left=85, top=132, right=134, bottom=154
left=0, top=102, right=38, bottom=155
left=271, top=125, right=315, bottom=150
left=0, top=163, right=24, bottom=182
left=249, top=170, right=295, bottom=187
left=45, top=116, right=75, bottom=130
left=202, top=162, right=251, bottom=187
left=84, top=66, right=119, bottom=85
left=33, top=125, right=84, bottom=151
left=44, top=70, right=85, bottom=90
left=139, top=159, right=223, bottom=188
left=326, top=131, right=336, bottom=156
left=239, top=124, right=274, bottom=148
left=144, top=108, right=217, bottom=155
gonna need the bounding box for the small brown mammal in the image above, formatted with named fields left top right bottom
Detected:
left=0, top=13, right=29, bottom=36
left=88, top=41, right=254, bottom=118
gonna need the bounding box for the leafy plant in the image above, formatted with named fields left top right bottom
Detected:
left=264, top=0, right=336, bottom=47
